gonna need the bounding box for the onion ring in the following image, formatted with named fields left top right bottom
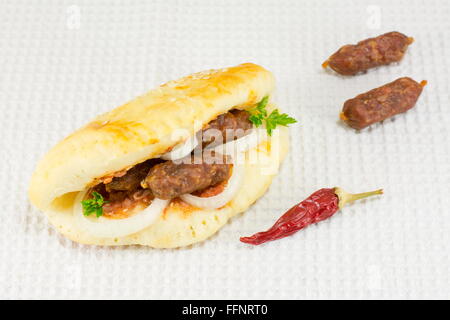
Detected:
left=161, top=134, right=198, bottom=161
left=180, top=164, right=244, bottom=210
left=209, top=129, right=266, bottom=159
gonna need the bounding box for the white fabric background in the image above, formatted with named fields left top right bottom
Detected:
left=1, top=0, right=449, bottom=299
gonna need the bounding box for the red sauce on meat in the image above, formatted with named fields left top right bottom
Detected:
left=192, top=179, right=228, bottom=197
left=101, top=189, right=154, bottom=219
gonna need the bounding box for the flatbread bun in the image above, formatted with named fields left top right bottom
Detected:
left=28, top=63, right=290, bottom=248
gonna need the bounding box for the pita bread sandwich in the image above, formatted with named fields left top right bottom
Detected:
left=29, top=63, right=295, bottom=248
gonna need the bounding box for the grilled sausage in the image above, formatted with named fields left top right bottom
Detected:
left=104, top=159, right=161, bottom=192
left=141, top=154, right=231, bottom=200
left=202, top=109, right=253, bottom=147
left=340, top=77, right=426, bottom=130
left=323, top=32, right=414, bottom=76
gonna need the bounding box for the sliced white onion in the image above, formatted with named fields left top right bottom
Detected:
left=74, top=190, right=169, bottom=238
left=161, top=134, right=198, bottom=161
left=209, top=129, right=266, bottom=159
left=180, top=163, right=244, bottom=210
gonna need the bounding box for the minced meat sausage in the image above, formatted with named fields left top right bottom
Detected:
left=340, top=77, right=426, bottom=129
left=323, top=31, right=413, bottom=76
left=104, top=159, right=161, bottom=192
left=141, top=154, right=231, bottom=200
left=202, top=109, right=253, bottom=147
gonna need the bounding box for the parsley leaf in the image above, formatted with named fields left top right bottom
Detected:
left=247, top=96, right=297, bottom=135
left=247, top=96, right=269, bottom=128
left=81, top=191, right=107, bottom=218
left=265, top=109, right=297, bottom=135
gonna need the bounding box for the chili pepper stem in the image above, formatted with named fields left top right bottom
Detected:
left=334, top=187, right=383, bottom=209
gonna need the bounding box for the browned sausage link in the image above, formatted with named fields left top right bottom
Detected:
left=340, top=77, right=427, bottom=130
left=202, top=109, right=253, bottom=148
left=141, top=155, right=231, bottom=200
left=323, top=32, right=414, bottom=75
left=104, top=159, right=162, bottom=192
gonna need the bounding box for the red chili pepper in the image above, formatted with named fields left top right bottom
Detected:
left=240, top=187, right=383, bottom=245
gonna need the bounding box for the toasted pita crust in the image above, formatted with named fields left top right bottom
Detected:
left=29, top=63, right=274, bottom=210
left=44, top=127, right=288, bottom=248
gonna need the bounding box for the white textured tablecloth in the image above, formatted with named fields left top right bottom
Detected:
left=1, top=0, right=449, bottom=299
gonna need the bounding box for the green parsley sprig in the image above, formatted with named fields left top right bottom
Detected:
left=81, top=191, right=107, bottom=218
left=247, top=96, right=297, bottom=135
